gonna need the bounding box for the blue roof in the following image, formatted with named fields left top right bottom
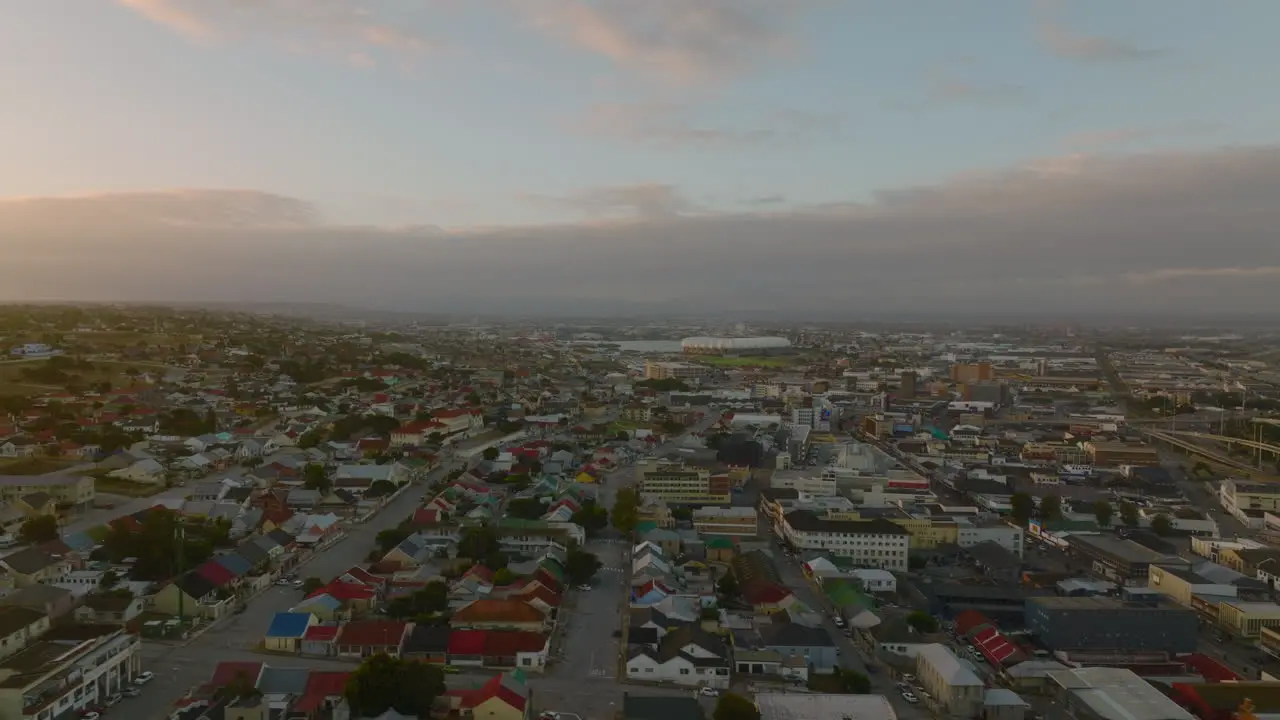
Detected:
left=295, top=594, right=342, bottom=611
left=214, top=553, right=253, bottom=576
left=61, top=532, right=97, bottom=553
left=265, top=612, right=312, bottom=638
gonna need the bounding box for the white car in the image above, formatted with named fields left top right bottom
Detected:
left=105, top=694, right=122, bottom=706
left=699, top=687, right=719, bottom=697
left=901, top=692, right=919, bottom=704
left=577, top=584, right=591, bottom=591
left=133, top=671, right=155, bottom=685
left=82, top=713, right=102, bottom=720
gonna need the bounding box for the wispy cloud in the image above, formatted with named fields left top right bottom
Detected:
left=570, top=103, right=842, bottom=146
left=113, top=0, right=433, bottom=65
left=1034, top=1, right=1160, bottom=62
left=517, top=0, right=811, bottom=85
left=523, top=183, right=702, bottom=220
left=1123, top=267, right=1280, bottom=283
left=1062, top=122, right=1219, bottom=151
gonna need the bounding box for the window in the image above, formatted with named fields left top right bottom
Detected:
left=679, top=668, right=690, bottom=675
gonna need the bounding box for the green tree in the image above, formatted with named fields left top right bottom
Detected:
left=611, top=487, right=640, bottom=534
left=905, top=611, right=939, bottom=633
left=99, top=570, right=120, bottom=589
left=717, top=573, right=740, bottom=600
left=482, top=446, right=500, bottom=461
left=1009, top=492, right=1035, bottom=526
left=1094, top=500, right=1114, bottom=528
left=458, top=526, right=502, bottom=564
left=506, top=498, right=546, bottom=520
left=713, top=692, right=761, bottom=720
left=303, top=463, right=331, bottom=493
left=1151, top=513, right=1174, bottom=536
left=836, top=667, right=872, bottom=694
left=1037, top=494, right=1063, bottom=521
left=493, top=568, right=516, bottom=586
left=375, top=527, right=412, bottom=554
left=565, top=547, right=602, bottom=585
left=344, top=654, right=445, bottom=717
left=570, top=503, right=608, bottom=536
left=100, top=508, right=217, bottom=581
left=386, top=581, right=449, bottom=619
left=19, top=515, right=59, bottom=544
left=1119, top=501, right=1140, bottom=527
left=301, top=577, right=325, bottom=595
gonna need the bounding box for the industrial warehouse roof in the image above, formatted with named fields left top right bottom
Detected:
left=1047, top=667, right=1195, bottom=720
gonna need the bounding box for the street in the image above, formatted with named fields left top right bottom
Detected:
left=131, top=464, right=453, bottom=718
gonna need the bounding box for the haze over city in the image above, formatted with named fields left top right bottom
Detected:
left=3, top=1, right=1278, bottom=315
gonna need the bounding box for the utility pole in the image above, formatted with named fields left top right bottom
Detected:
left=175, top=523, right=185, bottom=623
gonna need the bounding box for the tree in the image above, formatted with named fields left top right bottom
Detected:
left=303, top=463, right=331, bottom=494
left=375, top=527, right=412, bottom=554
left=611, top=487, right=640, bottom=534
left=1037, top=494, right=1063, bottom=521
left=565, top=548, right=602, bottom=585
left=301, top=577, right=325, bottom=595
left=1009, top=492, right=1035, bottom=526
left=713, top=692, right=761, bottom=720
left=717, top=573, right=740, bottom=600
left=344, top=654, right=445, bottom=717
left=99, top=570, right=120, bottom=590
left=482, top=446, right=500, bottom=461
left=1119, top=501, right=1140, bottom=527
left=570, top=503, right=608, bottom=536
left=458, top=527, right=502, bottom=566
left=1151, top=513, right=1174, bottom=536
left=100, top=508, right=216, bottom=581
left=19, top=515, right=59, bottom=544
left=506, top=498, right=546, bottom=520
left=493, top=568, right=516, bottom=586
left=906, top=611, right=939, bottom=633
left=386, top=581, right=449, bottom=619
left=366, top=480, right=397, bottom=498
left=835, top=667, right=872, bottom=694
left=1094, top=500, right=1114, bottom=528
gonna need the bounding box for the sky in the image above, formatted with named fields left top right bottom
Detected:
left=2, top=1, right=1279, bottom=316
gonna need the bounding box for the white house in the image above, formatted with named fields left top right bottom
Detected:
left=625, top=626, right=731, bottom=689
left=108, top=458, right=166, bottom=485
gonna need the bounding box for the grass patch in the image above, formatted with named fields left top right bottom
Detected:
left=92, top=476, right=167, bottom=498
left=700, top=355, right=800, bottom=368
left=68, top=331, right=198, bottom=348
left=0, top=359, right=138, bottom=393
left=0, top=457, right=78, bottom=475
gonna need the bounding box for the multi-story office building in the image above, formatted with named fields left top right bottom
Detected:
left=691, top=507, right=759, bottom=536
left=644, top=360, right=707, bottom=381
left=636, top=459, right=732, bottom=505
left=0, top=475, right=95, bottom=510
left=1025, top=596, right=1198, bottom=653
left=776, top=510, right=910, bottom=571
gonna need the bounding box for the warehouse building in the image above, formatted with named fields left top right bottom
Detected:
left=1065, top=534, right=1189, bottom=586
left=1045, top=667, right=1195, bottom=720
left=1025, top=596, right=1198, bottom=653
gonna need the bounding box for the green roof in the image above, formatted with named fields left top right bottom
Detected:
left=634, top=520, right=658, bottom=535
left=705, top=537, right=735, bottom=550
left=825, top=579, right=874, bottom=611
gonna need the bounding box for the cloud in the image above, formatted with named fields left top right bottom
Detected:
left=518, top=0, right=809, bottom=85
left=114, top=0, right=432, bottom=62
left=523, top=184, right=701, bottom=220
left=1063, top=123, right=1219, bottom=152
left=4, top=146, right=1280, bottom=318
left=1034, top=2, right=1160, bottom=62
left=570, top=103, right=842, bottom=146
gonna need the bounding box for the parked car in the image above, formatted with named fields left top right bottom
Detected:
left=901, top=692, right=919, bottom=704
left=699, top=687, right=719, bottom=697
left=578, top=584, right=592, bottom=591
left=122, top=688, right=141, bottom=698
left=105, top=694, right=122, bottom=707
left=133, top=671, right=155, bottom=685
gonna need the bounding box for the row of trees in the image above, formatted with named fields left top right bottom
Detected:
left=1009, top=492, right=1175, bottom=536
left=611, top=486, right=640, bottom=534
left=94, top=508, right=233, bottom=580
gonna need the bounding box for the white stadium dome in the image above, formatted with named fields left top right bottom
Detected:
left=681, top=336, right=792, bottom=351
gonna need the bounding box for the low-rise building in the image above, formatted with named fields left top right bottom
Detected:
left=1025, top=596, right=1198, bottom=652
left=1218, top=601, right=1280, bottom=639
left=917, top=643, right=984, bottom=717
left=0, top=625, right=142, bottom=719
left=0, top=475, right=95, bottom=511
left=637, top=460, right=731, bottom=506
left=777, top=510, right=910, bottom=571
left=691, top=507, right=758, bottom=536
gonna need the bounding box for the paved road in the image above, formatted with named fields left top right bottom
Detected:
left=133, top=463, right=456, bottom=718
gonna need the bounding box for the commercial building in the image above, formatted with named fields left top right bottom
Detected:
left=1024, top=596, right=1198, bottom=653
left=776, top=510, right=910, bottom=571
left=1219, top=479, right=1280, bottom=515
left=1217, top=601, right=1280, bottom=639
left=636, top=459, right=731, bottom=505
left=1148, top=565, right=1238, bottom=607
left=916, top=643, right=984, bottom=717
left=681, top=336, right=791, bottom=355
left=1045, top=667, right=1195, bottom=720
left=0, top=475, right=95, bottom=511
left=1064, top=534, right=1189, bottom=586
left=691, top=507, right=758, bottom=536
left=950, top=363, right=994, bottom=384
left=1083, top=441, right=1161, bottom=467
left=643, top=360, right=707, bottom=381
left=755, top=692, right=897, bottom=720
left=0, top=625, right=143, bottom=719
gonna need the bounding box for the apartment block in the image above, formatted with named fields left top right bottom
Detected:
left=777, top=510, right=910, bottom=571
left=691, top=507, right=758, bottom=536
left=637, top=459, right=731, bottom=505
left=0, top=625, right=142, bottom=719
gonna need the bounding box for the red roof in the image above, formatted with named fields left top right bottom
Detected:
left=973, top=626, right=1023, bottom=666
left=532, top=567, right=563, bottom=593
left=336, top=620, right=407, bottom=648
left=453, top=599, right=546, bottom=624
left=1183, top=653, right=1241, bottom=682
left=448, top=629, right=487, bottom=655
left=208, top=661, right=263, bottom=688
left=446, top=672, right=528, bottom=712
left=434, top=408, right=480, bottom=419
left=484, top=631, right=548, bottom=656
left=339, top=566, right=381, bottom=586
left=954, top=609, right=994, bottom=636
left=411, top=508, right=441, bottom=524
left=742, top=582, right=792, bottom=605
left=464, top=565, right=495, bottom=583
left=303, top=625, right=340, bottom=642
left=311, top=581, right=376, bottom=602
left=293, top=671, right=351, bottom=712
left=196, top=559, right=237, bottom=586
left=518, top=584, right=562, bottom=608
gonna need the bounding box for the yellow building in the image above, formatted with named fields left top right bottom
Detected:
left=891, top=517, right=960, bottom=549
left=691, top=507, right=759, bottom=536
left=0, top=474, right=95, bottom=510
left=636, top=497, right=674, bottom=529
left=1218, top=601, right=1280, bottom=638
left=1148, top=564, right=1240, bottom=607
left=636, top=460, right=731, bottom=505
left=1221, top=479, right=1280, bottom=514
left=0, top=607, right=50, bottom=660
